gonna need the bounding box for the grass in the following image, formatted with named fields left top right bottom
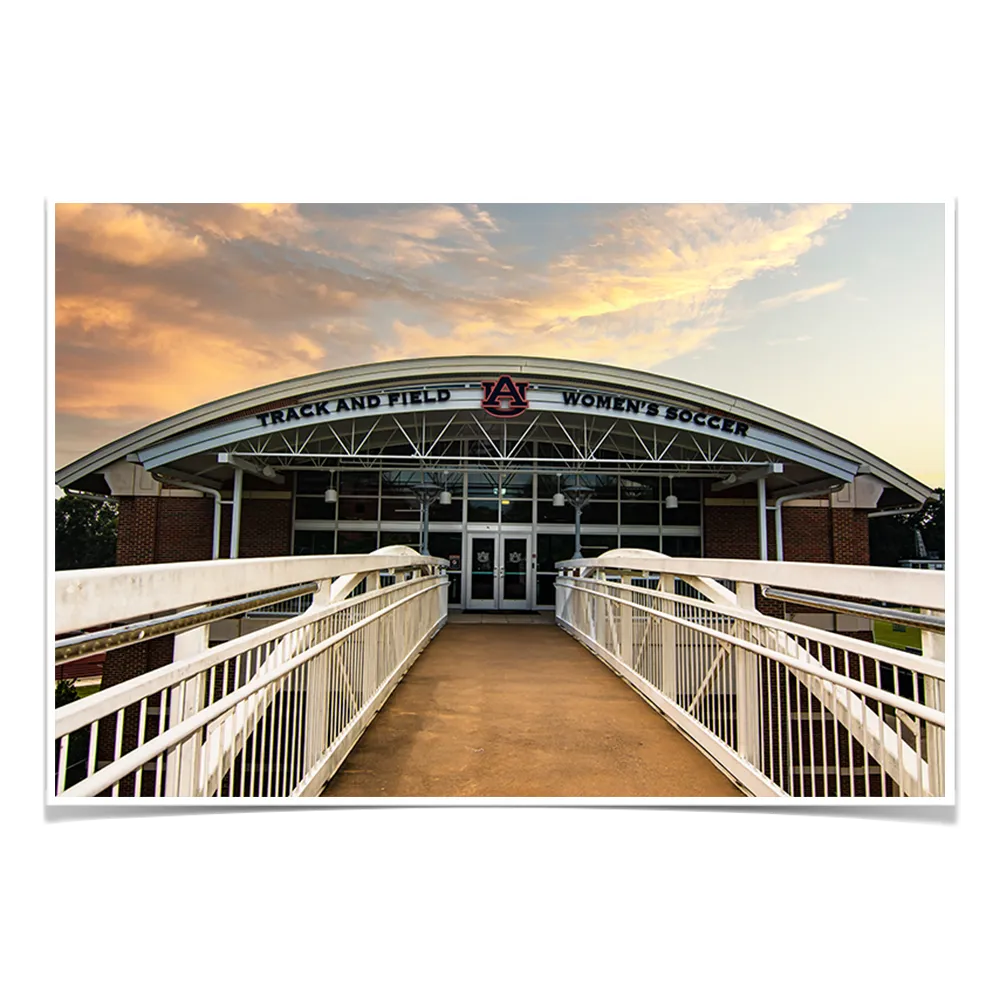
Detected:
left=871, top=618, right=922, bottom=655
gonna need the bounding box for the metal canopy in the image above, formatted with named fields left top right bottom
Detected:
left=55, top=355, right=934, bottom=501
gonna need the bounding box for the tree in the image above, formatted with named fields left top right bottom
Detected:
left=55, top=494, right=119, bottom=570
left=869, top=490, right=945, bottom=567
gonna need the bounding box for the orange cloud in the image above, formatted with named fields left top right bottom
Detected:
left=56, top=204, right=207, bottom=266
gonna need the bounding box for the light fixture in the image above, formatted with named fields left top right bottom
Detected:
left=664, top=476, right=678, bottom=509
left=552, top=492, right=566, bottom=507
left=324, top=469, right=338, bottom=504
left=439, top=490, right=452, bottom=506
left=261, top=465, right=277, bottom=480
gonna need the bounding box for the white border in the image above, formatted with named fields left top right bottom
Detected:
left=40, top=191, right=968, bottom=830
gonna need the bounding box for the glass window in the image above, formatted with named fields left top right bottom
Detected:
left=295, top=496, right=337, bottom=520
left=536, top=475, right=562, bottom=498
left=621, top=502, right=660, bottom=526
left=619, top=477, right=658, bottom=501
left=338, top=497, right=379, bottom=521
left=467, top=472, right=505, bottom=497
left=380, top=498, right=420, bottom=521
left=667, top=478, right=703, bottom=501
left=537, top=533, right=576, bottom=572
left=536, top=574, right=557, bottom=606
left=537, top=501, right=576, bottom=524
left=293, top=529, right=336, bottom=555
left=621, top=534, right=661, bottom=553
left=500, top=473, right=533, bottom=498
left=337, top=531, right=378, bottom=555
left=467, top=498, right=500, bottom=523
left=339, top=471, right=380, bottom=495
left=429, top=500, right=462, bottom=522
left=662, top=504, right=702, bottom=526
left=379, top=471, right=428, bottom=495
left=581, top=502, right=618, bottom=525
left=579, top=534, right=618, bottom=557
left=500, top=500, right=533, bottom=523
left=428, top=533, right=463, bottom=569
left=380, top=531, right=419, bottom=549
left=662, top=535, right=702, bottom=557
left=296, top=471, right=333, bottom=495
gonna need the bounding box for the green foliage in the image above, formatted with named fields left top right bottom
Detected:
left=55, top=678, right=80, bottom=707
left=55, top=679, right=91, bottom=789
left=55, top=494, right=119, bottom=570
left=869, top=490, right=945, bottom=567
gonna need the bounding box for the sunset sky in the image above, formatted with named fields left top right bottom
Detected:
left=54, top=203, right=946, bottom=486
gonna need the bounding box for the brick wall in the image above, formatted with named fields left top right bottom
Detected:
left=101, top=495, right=292, bottom=694
left=703, top=501, right=871, bottom=622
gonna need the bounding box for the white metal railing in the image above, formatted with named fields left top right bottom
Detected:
left=555, top=550, right=946, bottom=799
left=53, top=547, right=448, bottom=799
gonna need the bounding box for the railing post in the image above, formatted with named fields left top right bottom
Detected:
left=658, top=573, right=676, bottom=699
left=734, top=582, right=761, bottom=767
left=310, top=578, right=333, bottom=609
left=620, top=571, right=633, bottom=668
left=362, top=572, right=380, bottom=699
left=166, top=622, right=209, bottom=796
left=593, top=570, right=606, bottom=649
left=921, top=610, right=946, bottom=796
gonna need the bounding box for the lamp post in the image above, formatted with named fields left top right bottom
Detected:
left=561, top=476, right=595, bottom=560
left=408, top=479, right=452, bottom=555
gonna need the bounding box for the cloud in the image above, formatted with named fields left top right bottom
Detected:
left=764, top=335, right=814, bottom=347
left=376, top=204, right=850, bottom=367
left=56, top=204, right=208, bottom=266
left=55, top=202, right=852, bottom=462
left=758, top=278, right=847, bottom=310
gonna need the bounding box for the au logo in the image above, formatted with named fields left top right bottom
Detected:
left=481, top=375, right=529, bottom=418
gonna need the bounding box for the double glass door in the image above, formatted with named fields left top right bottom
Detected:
left=467, top=534, right=531, bottom=610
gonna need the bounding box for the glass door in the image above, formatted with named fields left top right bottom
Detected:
left=500, top=535, right=531, bottom=610
left=467, top=534, right=498, bottom=610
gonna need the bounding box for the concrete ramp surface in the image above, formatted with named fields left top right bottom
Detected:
left=322, top=624, right=743, bottom=797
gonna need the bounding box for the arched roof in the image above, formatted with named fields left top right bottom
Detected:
left=56, top=355, right=935, bottom=502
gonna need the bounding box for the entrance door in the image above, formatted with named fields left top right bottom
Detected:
left=466, top=533, right=532, bottom=610
left=467, top=534, right=498, bottom=610
left=499, top=534, right=530, bottom=610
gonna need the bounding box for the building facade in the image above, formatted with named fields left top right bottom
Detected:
left=57, top=356, right=936, bottom=620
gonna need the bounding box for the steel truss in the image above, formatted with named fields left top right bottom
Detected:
left=223, top=409, right=781, bottom=478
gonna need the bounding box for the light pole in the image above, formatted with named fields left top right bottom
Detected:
left=408, top=477, right=452, bottom=555
left=560, top=475, right=595, bottom=560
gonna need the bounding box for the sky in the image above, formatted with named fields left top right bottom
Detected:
left=54, top=203, right=946, bottom=486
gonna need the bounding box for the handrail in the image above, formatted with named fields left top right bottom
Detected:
left=558, top=578, right=944, bottom=727
left=759, top=586, right=945, bottom=632
left=54, top=583, right=320, bottom=663
left=59, top=578, right=448, bottom=798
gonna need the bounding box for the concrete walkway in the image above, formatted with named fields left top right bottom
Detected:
left=322, top=624, right=743, bottom=797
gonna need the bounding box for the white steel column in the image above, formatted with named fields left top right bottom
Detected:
left=757, top=476, right=768, bottom=561
left=230, top=467, right=244, bottom=559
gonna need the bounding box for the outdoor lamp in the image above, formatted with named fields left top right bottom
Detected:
left=324, top=470, right=338, bottom=504
left=439, top=490, right=452, bottom=505
left=552, top=492, right=566, bottom=507
left=664, top=476, right=678, bottom=509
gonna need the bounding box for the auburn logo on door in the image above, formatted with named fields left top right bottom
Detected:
left=481, top=375, right=530, bottom=418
